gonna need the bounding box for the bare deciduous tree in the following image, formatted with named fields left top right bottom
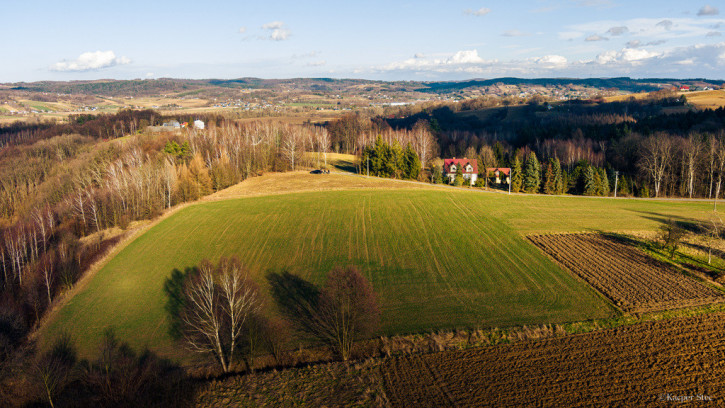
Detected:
left=282, top=126, right=303, bottom=171
left=682, top=133, right=702, bottom=198
left=316, top=266, right=380, bottom=361
left=179, top=257, right=259, bottom=373
left=33, top=333, right=76, bottom=408
left=701, top=213, right=724, bottom=264
left=639, top=133, right=674, bottom=197
left=268, top=266, right=380, bottom=361
left=315, top=127, right=331, bottom=169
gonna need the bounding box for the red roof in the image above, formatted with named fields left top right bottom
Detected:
left=444, top=158, right=478, bottom=174
left=487, top=167, right=511, bottom=176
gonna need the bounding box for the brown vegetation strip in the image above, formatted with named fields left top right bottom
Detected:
left=528, top=233, right=724, bottom=313
left=383, top=312, right=725, bottom=407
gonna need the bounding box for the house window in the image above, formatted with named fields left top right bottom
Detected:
left=450, top=165, right=456, bottom=172
left=466, top=165, right=472, bottom=172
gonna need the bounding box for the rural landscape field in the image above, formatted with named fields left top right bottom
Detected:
left=4, top=1, right=725, bottom=407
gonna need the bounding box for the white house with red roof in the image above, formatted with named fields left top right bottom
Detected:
left=444, top=158, right=478, bottom=185
left=487, top=167, right=511, bottom=184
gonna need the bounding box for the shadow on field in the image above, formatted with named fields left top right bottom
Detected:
left=330, top=159, right=357, bottom=173
left=163, top=267, right=197, bottom=340
left=627, top=210, right=700, bottom=233
left=266, top=270, right=320, bottom=333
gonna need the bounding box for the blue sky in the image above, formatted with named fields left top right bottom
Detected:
left=2, top=0, right=724, bottom=82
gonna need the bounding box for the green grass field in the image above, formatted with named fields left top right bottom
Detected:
left=39, top=183, right=720, bottom=360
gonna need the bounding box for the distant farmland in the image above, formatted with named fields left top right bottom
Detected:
left=39, top=177, right=722, bottom=360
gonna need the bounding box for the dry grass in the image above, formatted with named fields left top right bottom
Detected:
left=606, top=89, right=725, bottom=110
left=682, top=90, right=725, bottom=110
left=194, top=359, right=390, bottom=408
left=207, top=171, right=449, bottom=200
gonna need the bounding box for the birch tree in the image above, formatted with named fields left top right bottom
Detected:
left=682, top=133, right=701, bottom=198
left=179, top=257, right=259, bottom=373
left=639, top=133, right=673, bottom=198
left=315, top=127, right=331, bottom=169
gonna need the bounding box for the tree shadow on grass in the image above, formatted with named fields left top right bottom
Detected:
left=265, top=270, right=320, bottom=339
left=625, top=210, right=700, bottom=233
left=163, top=267, right=197, bottom=339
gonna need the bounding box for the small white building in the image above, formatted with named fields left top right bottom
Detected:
left=193, top=120, right=205, bottom=130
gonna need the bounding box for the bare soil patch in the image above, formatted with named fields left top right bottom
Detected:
left=383, top=312, right=725, bottom=407
left=528, top=233, right=725, bottom=313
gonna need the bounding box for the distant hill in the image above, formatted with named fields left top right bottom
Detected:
left=4, top=77, right=723, bottom=98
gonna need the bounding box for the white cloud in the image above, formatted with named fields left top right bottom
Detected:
left=534, top=55, right=568, bottom=68
left=449, top=50, right=486, bottom=64
left=464, top=7, right=491, bottom=16
left=270, top=29, right=290, bottom=41
left=414, top=53, right=426, bottom=58
left=372, top=42, right=725, bottom=79
left=707, top=31, right=722, bottom=37
left=262, top=21, right=284, bottom=30
left=378, top=49, right=571, bottom=77
left=606, top=26, right=628, bottom=36
left=595, top=47, right=660, bottom=64
left=585, top=34, right=609, bottom=41
left=656, top=20, right=674, bottom=31
left=698, top=5, right=719, bottom=16
left=382, top=50, right=488, bottom=71
left=502, top=29, right=529, bottom=37
left=566, top=17, right=725, bottom=44
left=262, top=21, right=290, bottom=40
left=50, top=50, right=130, bottom=72
left=306, top=60, right=326, bottom=67
left=238, top=26, right=247, bottom=34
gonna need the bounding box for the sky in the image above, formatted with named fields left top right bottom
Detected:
left=2, top=0, right=724, bottom=82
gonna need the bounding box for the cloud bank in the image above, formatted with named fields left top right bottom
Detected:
left=51, top=51, right=130, bottom=72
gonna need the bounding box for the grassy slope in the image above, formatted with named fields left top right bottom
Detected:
left=39, top=178, right=719, bottom=360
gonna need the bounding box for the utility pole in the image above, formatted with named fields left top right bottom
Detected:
left=614, top=170, right=619, bottom=198
left=367, top=157, right=369, bottom=178
left=508, top=170, right=511, bottom=195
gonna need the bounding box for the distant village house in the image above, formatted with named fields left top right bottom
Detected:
left=444, top=158, right=478, bottom=186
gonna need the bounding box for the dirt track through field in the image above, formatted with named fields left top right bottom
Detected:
left=383, top=312, right=725, bottom=407
left=529, top=233, right=725, bottom=312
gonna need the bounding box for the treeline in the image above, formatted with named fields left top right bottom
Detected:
left=360, top=136, right=421, bottom=179
left=0, top=109, right=243, bottom=148
left=323, top=95, right=725, bottom=199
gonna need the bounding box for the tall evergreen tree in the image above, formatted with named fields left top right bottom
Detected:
left=511, top=156, right=523, bottom=192
left=599, top=167, right=610, bottom=196
left=553, top=158, right=564, bottom=194
left=524, top=152, right=541, bottom=193
left=402, top=143, right=421, bottom=179
left=584, top=166, right=598, bottom=196
left=618, top=175, right=630, bottom=195
left=543, top=162, right=556, bottom=194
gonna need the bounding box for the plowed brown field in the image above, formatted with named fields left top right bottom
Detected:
left=528, top=233, right=725, bottom=313
left=383, top=312, right=725, bottom=407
